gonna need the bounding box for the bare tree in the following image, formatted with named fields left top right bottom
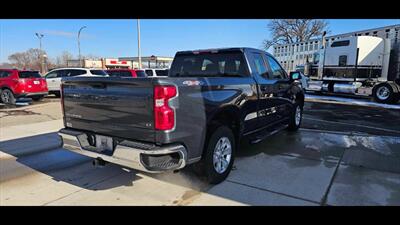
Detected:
left=263, top=19, right=329, bottom=50
left=55, top=51, right=74, bottom=67
left=8, top=48, right=46, bottom=70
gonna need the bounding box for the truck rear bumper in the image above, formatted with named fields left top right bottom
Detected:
left=58, top=128, right=187, bottom=173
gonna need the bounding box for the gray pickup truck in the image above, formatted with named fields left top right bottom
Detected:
left=59, top=48, right=304, bottom=184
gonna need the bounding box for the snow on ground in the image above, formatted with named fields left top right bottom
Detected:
left=305, top=93, right=400, bottom=110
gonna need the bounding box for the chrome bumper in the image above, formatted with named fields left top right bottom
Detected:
left=58, top=128, right=187, bottom=173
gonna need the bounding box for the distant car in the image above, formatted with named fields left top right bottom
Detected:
left=106, top=69, right=147, bottom=78
left=0, top=69, right=48, bottom=104
left=44, top=68, right=108, bottom=97
left=144, top=68, right=169, bottom=77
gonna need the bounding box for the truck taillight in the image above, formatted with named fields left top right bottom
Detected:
left=154, top=85, right=177, bottom=130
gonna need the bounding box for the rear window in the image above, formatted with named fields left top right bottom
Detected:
left=90, top=70, right=108, bottom=76
left=169, top=51, right=249, bottom=77
left=135, top=70, right=147, bottom=77
left=145, top=70, right=154, bottom=76
left=155, top=69, right=168, bottom=76
left=107, top=70, right=132, bottom=77
left=18, top=71, right=41, bottom=78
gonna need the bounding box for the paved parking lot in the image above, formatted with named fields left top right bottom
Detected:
left=1, top=95, right=399, bottom=205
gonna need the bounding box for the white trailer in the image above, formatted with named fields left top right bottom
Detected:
left=306, top=35, right=400, bottom=104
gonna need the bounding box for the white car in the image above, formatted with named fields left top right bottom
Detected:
left=45, top=68, right=108, bottom=97
left=144, top=68, right=169, bottom=77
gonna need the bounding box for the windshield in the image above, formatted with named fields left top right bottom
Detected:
left=169, top=51, right=249, bottom=77
left=90, top=70, right=108, bottom=76
left=18, top=71, right=42, bottom=78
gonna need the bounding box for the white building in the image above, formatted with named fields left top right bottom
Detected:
left=273, top=24, right=400, bottom=72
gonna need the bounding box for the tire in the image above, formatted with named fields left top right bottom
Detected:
left=287, top=103, right=302, bottom=131
left=195, top=125, right=235, bottom=184
left=54, top=92, right=61, bottom=98
left=31, top=96, right=44, bottom=101
left=0, top=89, right=16, bottom=105
left=373, top=83, right=397, bottom=104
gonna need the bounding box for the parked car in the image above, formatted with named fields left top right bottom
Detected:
left=0, top=69, right=48, bottom=104
left=144, top=68, right=169, bottom=77
left=106, top=69, right=147, bottom=78
left=44, top=68, right=108, bottom=97
left=58, top=48, right=304, bottom=184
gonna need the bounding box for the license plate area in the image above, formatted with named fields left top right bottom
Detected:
left=33, top=80, right=40, bottom=84
left=79, top=134, right=115, bottom=156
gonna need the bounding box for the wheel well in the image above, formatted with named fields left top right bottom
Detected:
left=207, top=108, right=241, bottom=146
left=296, top=93, right=305, bottom=107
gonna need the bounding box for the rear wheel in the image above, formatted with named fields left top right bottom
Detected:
left=287, top=103, right=302, bottom=131
left=373, top=83, right=397, bottom=104
left=0, top=89, right=16, bottom=105
left=54, top=92, right=61, bottom=98
left=195, top=125, right=235, bottom=184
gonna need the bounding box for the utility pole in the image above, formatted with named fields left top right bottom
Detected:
left=78, top=26, right=87, bottom=67
left=137, top=19, right=142, bottom=69
left=35, top=33, right=44, bottom=74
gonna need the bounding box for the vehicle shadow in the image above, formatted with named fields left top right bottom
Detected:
left=0, top=132, right=143, bottom=190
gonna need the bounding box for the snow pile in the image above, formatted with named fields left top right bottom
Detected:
left=305, top=94, right=400, bottom=109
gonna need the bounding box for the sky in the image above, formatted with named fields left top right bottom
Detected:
left=1, top=19, right=399, bottom=63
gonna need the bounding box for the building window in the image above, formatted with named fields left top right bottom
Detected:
left=305, top=44, right=308, bottom=51
left=331, top=40, right=350, bottom=47
left=300, top=45, right=303, bottom=52
left=339, top=55, right=347, bottom=66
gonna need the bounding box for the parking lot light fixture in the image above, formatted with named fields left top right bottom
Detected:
left=35, top=33, right=45, bottom=73
left=78, top=26, right=87, bottom=67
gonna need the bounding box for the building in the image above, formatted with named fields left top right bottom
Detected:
left=66, top=58, right=139, bottom=69
left=118, top=56, right=174, bottom=69
left=273, top=24, right=400, bottom=72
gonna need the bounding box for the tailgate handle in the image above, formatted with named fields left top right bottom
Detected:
left=90, top=83, right=107, bottom=89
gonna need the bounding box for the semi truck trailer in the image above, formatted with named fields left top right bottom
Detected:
left=305, top=34, right=400, bottom=104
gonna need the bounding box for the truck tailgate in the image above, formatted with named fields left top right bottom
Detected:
left=62, top=77, right=155, bottom=142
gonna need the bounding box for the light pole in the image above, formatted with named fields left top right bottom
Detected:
left=78, top=26, right=87, bottom=67
left=35, top=33, right=44, bottom=74
left=137, top=19, right=142, bottom=69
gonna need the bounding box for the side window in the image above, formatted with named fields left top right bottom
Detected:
left=145, top=70, right=153, bottom=77
left=45, top=71, right=58, bottom=78
left=69, top=69, right=87, bottom=76
left=57, top=70, right=66, bottom=78
left=338, top=55, right=347, bottom=66
left=266, top=56, right=286, bottom=80
left=0, top=71, right=11, bottom=78
left=252, top=53, right=268, bottom=78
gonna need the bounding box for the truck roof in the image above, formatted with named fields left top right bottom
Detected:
left=176, top=47, right=270, bottom=56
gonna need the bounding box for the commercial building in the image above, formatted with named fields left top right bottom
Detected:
left=67, top=55, right=173, bottom=69
left=118, top=56, right=173, bottom=69
left=273, top=24, right=400, bottom=72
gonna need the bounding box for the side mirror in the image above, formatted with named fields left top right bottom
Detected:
left=290, top=71, right=301, bottom=80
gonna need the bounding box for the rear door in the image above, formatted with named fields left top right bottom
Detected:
left=264, top=54, right=293, bottom=120
left=248, top=51, right=282, bottom=129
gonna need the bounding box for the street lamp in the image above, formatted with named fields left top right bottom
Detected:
left=78, top=26, right=87, bottom=67
left=137, top=19, right=142, bottom=69
left=35, top=33, right=45, bottom=73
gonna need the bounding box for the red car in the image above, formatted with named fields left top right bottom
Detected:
left=106, top=69, right=147, bottom=78
left=0, top=69, right=48, bottom=104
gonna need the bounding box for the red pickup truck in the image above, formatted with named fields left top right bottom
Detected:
left=0, top=69, right=48, bottom=104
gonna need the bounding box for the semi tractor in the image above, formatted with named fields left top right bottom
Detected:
left=305, top=33, right=400, bottom=104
